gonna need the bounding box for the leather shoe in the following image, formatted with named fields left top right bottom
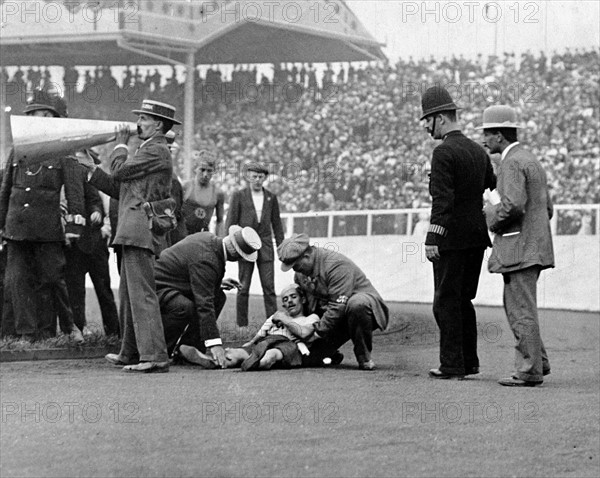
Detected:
left=429, top=368, right=464, bottom=380
left=105, top=353, right=136, bottom=366
left=123, top=361, right=169, bottom=373
left=358, top=359, right=376, bottom=371
left=179, top=345, right=218, bottom=369
left=465, top=367, right=480, bottom=376
left=498, top=377, right=542, bottom=387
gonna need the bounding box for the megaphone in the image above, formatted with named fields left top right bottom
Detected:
left=6, top=113, right=137, bottom=164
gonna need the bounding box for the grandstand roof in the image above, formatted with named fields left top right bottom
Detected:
left=0, top=0, right=386, bottom=66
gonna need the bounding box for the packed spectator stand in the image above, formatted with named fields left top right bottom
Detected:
left=2, top=48, right=598, bottom=235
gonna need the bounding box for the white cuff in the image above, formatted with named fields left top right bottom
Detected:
left=205, top=338, right=223, bottom=348
left=114, top=144, right=128, bottom=152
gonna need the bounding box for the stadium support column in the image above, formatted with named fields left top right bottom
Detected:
left=184, top=51, right=195, bottom=181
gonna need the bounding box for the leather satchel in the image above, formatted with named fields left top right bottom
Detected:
left=143, top=198, right=177, bottom=235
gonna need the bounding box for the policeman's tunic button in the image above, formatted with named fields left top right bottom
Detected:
left=24, top=203, right=30, bottom=207
left=25, top=188, right=31, bottom=192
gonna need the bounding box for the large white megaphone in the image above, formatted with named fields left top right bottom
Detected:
left=7, top=114, right=137, bottom=164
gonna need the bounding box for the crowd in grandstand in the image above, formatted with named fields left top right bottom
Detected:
left=2, top=48, right=598, bottom=235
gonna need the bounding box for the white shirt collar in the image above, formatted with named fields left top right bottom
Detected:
left=501, top=142, right=520, bottom=161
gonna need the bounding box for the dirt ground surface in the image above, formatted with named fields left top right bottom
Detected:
left=1, top=301, right=598, bottom=478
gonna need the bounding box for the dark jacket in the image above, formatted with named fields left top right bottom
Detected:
left=0, top=149, right=85, bottom=241
left=426, top=131, right=496, bottom=250
left=294, top=248, right=389, bottom=337
left=90, top=134, right=173, bottom=256
left=73, top=172, right=105, bottom=253
left=155, top=233, right=226, bottom=342
left=225, top=186, right=284, bottom=262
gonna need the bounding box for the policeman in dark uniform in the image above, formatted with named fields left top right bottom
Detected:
left=419, top=86, right=496, bottom=379
left=0, top=90, right=86, bottom=342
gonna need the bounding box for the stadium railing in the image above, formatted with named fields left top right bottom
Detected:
left=281, top=204, right=600, bottom=238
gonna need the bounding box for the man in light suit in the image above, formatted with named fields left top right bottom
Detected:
left=226, top=163, right=284, bottom=326
left=84, top=100, right=181, bottom=373
left=480, top=105, right=555, bottom=387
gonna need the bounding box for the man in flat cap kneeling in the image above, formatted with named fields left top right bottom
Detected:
left=277, top=234, right=389, bottom=370
left=151, top=226, right=261, bottom=368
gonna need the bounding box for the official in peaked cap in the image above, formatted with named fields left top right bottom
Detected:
left=1, top=89, right=85, bottom=343
left=23, top=89, right=68, bottom=118
left=277, top=233, right=389, bottom=371
left=277, top=234, right=310, bottom=272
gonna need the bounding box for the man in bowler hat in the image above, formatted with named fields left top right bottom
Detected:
left=420, top=86, right=496, bottom=379
left=480, top=105, right=554, bottom=387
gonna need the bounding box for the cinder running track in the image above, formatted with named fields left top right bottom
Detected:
left=1, top=302, right=598, bottom=478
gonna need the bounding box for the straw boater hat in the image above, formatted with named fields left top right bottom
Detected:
left=227, top=226, right=261, bottom=262
left=132, top=99, right=182, bottom=125
left=475, top=105, right=524, bottom=130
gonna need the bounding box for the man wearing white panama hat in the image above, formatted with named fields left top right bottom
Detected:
left=479, top=105, right=555, bottom=387
left=154, top=226, right=261, bottom=368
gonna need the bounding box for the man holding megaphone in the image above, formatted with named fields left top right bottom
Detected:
left=80, top=99, right=181, bottom=373
left=0, top=89, right=86, bottom=343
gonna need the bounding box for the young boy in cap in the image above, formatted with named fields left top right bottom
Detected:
left=225, top=162, right=284, bottom=327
